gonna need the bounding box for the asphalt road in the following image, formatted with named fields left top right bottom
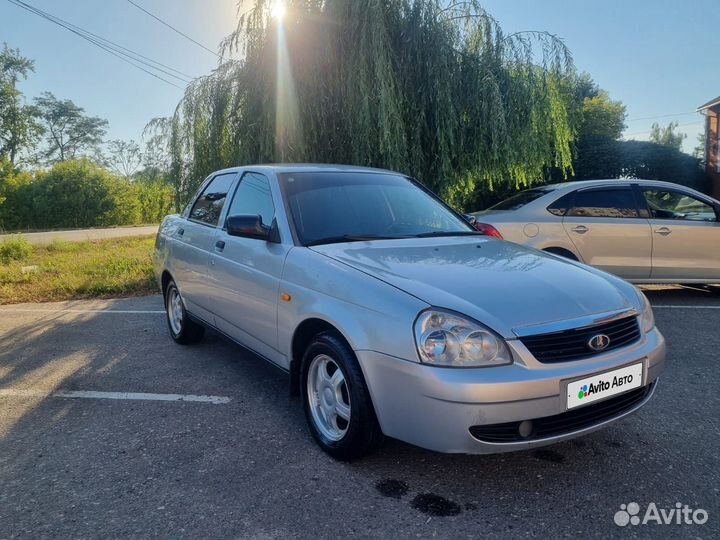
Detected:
left=0, top=225, right=159, bottom=245
left=0, top=285, right=718, bottom=539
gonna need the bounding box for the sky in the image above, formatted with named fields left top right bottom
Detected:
left=0, top=0, right=715, bottom=153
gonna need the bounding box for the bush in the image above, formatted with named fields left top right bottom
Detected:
left=0, top=159, right=176, bottom=231
left=0, top=236, right=32, bottom=264
left=573, top=139, right=709, bottom=193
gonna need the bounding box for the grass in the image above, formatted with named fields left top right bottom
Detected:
left=0, top=236, right=158, bottom=304
left=0, top=236, right=32, bottom=264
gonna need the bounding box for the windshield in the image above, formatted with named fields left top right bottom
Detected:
left=489, top=188, right=549, bottom=211
left=280, top=172, right=474, bottom=245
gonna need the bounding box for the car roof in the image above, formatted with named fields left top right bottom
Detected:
left=542, top=179, right=702, bottom=192
left=210, top=163, right=399, bottom=176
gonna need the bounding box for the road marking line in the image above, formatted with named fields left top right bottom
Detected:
left=652, top=305, right=720, bottom=309
left=0, top=389, right=230, bottom=404
left=0, top=309, right=164, bottom=314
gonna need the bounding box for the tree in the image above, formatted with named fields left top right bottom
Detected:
left=570, top=74, right=627, bottom=180
left=692, top=131, right=705, bottom=161
left=649, top=120, right=686, bottom=152
left=142, top=118, right=171, bottom=171
left=105, top=139, right=143, bottom=179
left=34, top=92, right=108, bottom=163
left=165, top=0, right=578, bottom=209
left=0, top=44, right=43, bottom=165
left=579, top=91, right=626, bottom=141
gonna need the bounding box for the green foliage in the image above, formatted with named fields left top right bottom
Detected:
left=0, top=235, right=32, bottom=263
left=0, top=158, right=33, bottom=230
left=0, top=44, right=43, bottom=165
left=0, top=159, right=175, bottom=230
left=580, top=91, right=626, bottom=141
left=573, top=139, right=708, bottom=191
left=569, top=73, right=629, bottom=181
left=46, top=239, right=82, bottom=253
left=34, top=92, right=108, bottom=164
left=134, top=178, right=175, bottom=223
left=650, top=120, right=686, bottom=152
left=693, top=132, right=705, bottom=161
left=166, top=0, right=578, bottom=210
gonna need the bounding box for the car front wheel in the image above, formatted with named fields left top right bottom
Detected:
left=165, top=280, right=205, bottom=345
left=301, top=332, right=382, bottom=460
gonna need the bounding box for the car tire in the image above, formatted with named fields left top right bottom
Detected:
left=301, top=331, right=383, bottom=460
left=165, top=280, right=205, bottom=345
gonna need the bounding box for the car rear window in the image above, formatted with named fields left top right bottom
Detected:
left=489, top=189, right=549, bottom=211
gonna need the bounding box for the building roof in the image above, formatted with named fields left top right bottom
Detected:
left=697, top=95, right=720, bottom=111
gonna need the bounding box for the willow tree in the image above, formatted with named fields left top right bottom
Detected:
left=167, top=0, right=577, bottom=209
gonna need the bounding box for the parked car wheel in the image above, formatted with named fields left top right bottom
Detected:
left=165, top=280, right=205, bottom=345
left=301, top=332, right=383, bottom=460
left=542, top=247, right=578, bottom=261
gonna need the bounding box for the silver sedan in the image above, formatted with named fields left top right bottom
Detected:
left=154, top=165, right=665, bottom=459
left=471, top=179, right=720, bottom=283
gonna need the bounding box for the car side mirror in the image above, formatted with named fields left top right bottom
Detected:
left=226, top=214, right=280, bottom=242
left=464, top=214, right=477, bottom=225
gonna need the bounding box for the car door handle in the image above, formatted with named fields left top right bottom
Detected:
left=654, top=227, right=672, bottom=236
left=215, top=240, right=226, bottom=252
left=177, top=228, right=184, bottom=236
left=571, top=225, right=588, bottom=234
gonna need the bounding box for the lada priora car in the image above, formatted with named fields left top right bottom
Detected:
left=154, top=165, right=665, bottom=459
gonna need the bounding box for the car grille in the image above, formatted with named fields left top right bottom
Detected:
left=519, top=315, right=641, bottom=363
left=469, top=384, right=652, bottom=443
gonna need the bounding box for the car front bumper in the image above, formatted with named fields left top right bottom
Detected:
left=356, top=326, right=665, bottom=454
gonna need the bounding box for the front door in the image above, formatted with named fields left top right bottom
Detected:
left=562, top=186, right=652, bottom=279
left=641, top=187, right=720, bottom=280
left=208, top=172, right=291, bottom=367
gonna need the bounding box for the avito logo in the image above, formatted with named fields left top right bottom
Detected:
left=614, top=502, right=709, bottom=527
left=578, top=374, right=636, bottom=400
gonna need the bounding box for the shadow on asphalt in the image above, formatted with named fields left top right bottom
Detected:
left=641, top=284, right=720, bottom=305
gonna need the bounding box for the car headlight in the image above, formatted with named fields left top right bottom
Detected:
left=637, top=290, right=655, bottom=333
left=414, top=309, right=513, bottom=367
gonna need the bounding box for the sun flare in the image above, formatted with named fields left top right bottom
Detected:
left=270, top=0, right=286, bottom=20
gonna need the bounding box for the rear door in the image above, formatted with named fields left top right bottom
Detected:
left=640, top=187, right=720, bottom=280
left=172, top=171, right=238, bottom=322
left=562, top=186, right=652, bottom=279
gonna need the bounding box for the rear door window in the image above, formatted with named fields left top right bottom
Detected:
left=566, top=188, right=639, bottom=218
left=189, top=172, right=237, bottom=226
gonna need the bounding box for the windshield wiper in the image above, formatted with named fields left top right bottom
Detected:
left=305, top=234, right=408, bottom=247
left=411, top=231, right=481, bottom=238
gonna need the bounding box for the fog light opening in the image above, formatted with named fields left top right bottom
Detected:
left=518, top=420, right=533, bottom=439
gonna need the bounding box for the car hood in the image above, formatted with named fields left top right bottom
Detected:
left=311, top=237, right=639, bottom=338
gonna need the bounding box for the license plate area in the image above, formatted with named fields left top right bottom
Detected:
left=565, top=362, right=644, bottom=410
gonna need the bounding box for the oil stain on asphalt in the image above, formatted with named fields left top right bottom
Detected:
left=411, top=493, right=462, bottom=517
left=376, top=479, right=463, bottom=517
